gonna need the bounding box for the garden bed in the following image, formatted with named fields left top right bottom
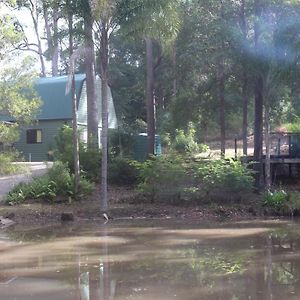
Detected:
left=0, top=184, right=273, bottom=228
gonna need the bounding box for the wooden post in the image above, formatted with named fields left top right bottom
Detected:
left=277, top=138, right=281, bottom=156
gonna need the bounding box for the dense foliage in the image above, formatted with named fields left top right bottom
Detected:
left=263, top=189, right=300, bottom=216
left=0, top=151, right=25, bottom=175
left=54, top=125, right=101, bottom=181
left=135, top=154, right=254, bottom=203
left=108, top=156, right=139, bottom=186
left=6, top=161, right=94, bottom=204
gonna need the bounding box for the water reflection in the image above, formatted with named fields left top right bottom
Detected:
left=1, top=220, right=300, bottom=299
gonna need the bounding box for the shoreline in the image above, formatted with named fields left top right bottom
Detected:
left=0, top=185, right=297, bottom=228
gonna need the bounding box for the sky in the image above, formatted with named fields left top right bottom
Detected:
left=1, top=3, right=49, bottom=73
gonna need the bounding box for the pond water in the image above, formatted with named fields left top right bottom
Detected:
left=0, top=219, right=300, bottom=300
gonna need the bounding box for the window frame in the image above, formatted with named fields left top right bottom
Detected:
left=26, top=129, right=43, bottom=144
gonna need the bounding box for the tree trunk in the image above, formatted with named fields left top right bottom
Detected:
left=218, top=3, right=226, bottom=157
left=253, top=75, right=264, bottom=188
left=43, top=3, right=59, bottom=76
left=240, top=0, right=248, bottom=156
left=265, top=97, right=271, bottom=189
left=172, top=45, right=177, bottom=97
left=68, top=4, right=80, bottom=197
left=71, top=76, right=80, bottom=197
left=100, top=23, right=109, bottom=213
left=145, top=37, right=155, bottom=156
left=253, top=0, right=264, bottom=189
left=30, top=2, right=46, bottom=77
left=242, top=70, right=248, bottom=156
left=52, top=4, right=59, bottom=76
left=84, top=16, right=98, bottom=149
left=218, top=60, right=226, bottom=157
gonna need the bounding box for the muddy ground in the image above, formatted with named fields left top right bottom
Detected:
left=0, top=185, right=269, bottom=227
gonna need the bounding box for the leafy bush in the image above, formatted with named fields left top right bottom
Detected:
left=136, top=154, right=190, bottom=201
left=80, top=148, right=101, bottom=181
left=0, top=151, right=26, bottom=175
left=263, top=189, right=288, bottom=209
left=171, top=122, right=209, bottom=154
left=6, top=161, right=94, bottom=204
left=172, top=124, right=199, bottom=154
left=194, top=159, right=254, bottom=194
left=47, top=161, right=73, bottom=194
left=136, top=154, right=254, bottom=203
left=263, top=190, right=300, bottom=216
left=108, top=156, right=139, bottom=186
left=74, top=175, right=94, bottom=199
left=283, top=191, right=300, bottom=215
left=7, top=176, right=58, bottom=204
left=108, top=129, right=134, bottom=157
left=54, top=125, right=101, bottom=181
left=54, top=125, right=74, bottom=167
left=284, top=116, right=300, bottom=132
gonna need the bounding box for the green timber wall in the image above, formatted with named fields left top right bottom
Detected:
left=14, top=120, right=69, bottom=162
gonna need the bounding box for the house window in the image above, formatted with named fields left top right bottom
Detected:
left=26, top=129, right=42, bottom=144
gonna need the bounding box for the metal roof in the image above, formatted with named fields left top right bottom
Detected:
left=36, top=74, right=86, bottom=120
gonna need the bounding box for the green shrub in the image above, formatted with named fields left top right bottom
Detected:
left=7, top=176, right=57, bottom=204
left=172, top=125, right=199, bottom=154
left=54, top=125, right=74, bottom=168
left=194, top=159, right=254, bottom=194
left=6, top=161, right=94, bottom=204
left=80, top=148, right=101, bottom=182
left=108, top=129, right=134, bottom=157
left=171, top=122, right=209, bottom=154
left=283, top=191, right=300, bottom=215
left=75, top=175, right=94, bottom=198
left=136, top=154, right=189, bottom=201
left=263, top=190, right=300, bottom=216
left=54, top=125, right=101, bottom=181
left=263, top=189, right=288, bottom=209
left=108, top=156, right=139, bottom=186
left=47, top=161, right=73, bottom=195
left=284, top=116, right=300, bottom=133
left=135, top=154, right=254, bottom=203
left=48, top=161, right=94, bottom=199
left=0, top=151, right=26, bottom=175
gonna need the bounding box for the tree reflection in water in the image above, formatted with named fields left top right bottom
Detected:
left=78, top=226, right=116, bottom=300
left=74, top=226, right=300, bottom=300
left=4, top=222, right=300, bottom=299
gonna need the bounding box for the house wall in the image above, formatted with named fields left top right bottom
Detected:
left=77, top=79, right=118, bottom=148
left=77, top=79, right=118, bottom=125
left=14, top=120, right=69, bottom=162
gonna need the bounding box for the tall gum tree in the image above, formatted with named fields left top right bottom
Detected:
left=66, top=0, right=80, bottom=197
left=89, top=0, right=180, bottom=212
left=15, top=0, right=46, bottom=76
left=89, top=0, right=115, bottom=213
left=78, top=0, right=98, bottom=149
left=43, top=0, right=60, bottom=76
left=119, top=0, right=180, bottom=156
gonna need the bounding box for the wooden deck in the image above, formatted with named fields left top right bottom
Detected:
left=245, top=156, right=300, bottom=164
left=238, top=132, right=300, bottom=180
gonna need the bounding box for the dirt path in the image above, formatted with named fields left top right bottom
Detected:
left=0, top=162, right=52, bottom=202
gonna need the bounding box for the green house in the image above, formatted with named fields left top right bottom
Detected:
left=10, top=74, right=117, bottom=162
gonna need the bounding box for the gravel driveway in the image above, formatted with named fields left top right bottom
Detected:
left=0, top=162, right=52, bottom=202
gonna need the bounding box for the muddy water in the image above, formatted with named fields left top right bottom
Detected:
left=1, top=219, right=300, bottom=300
